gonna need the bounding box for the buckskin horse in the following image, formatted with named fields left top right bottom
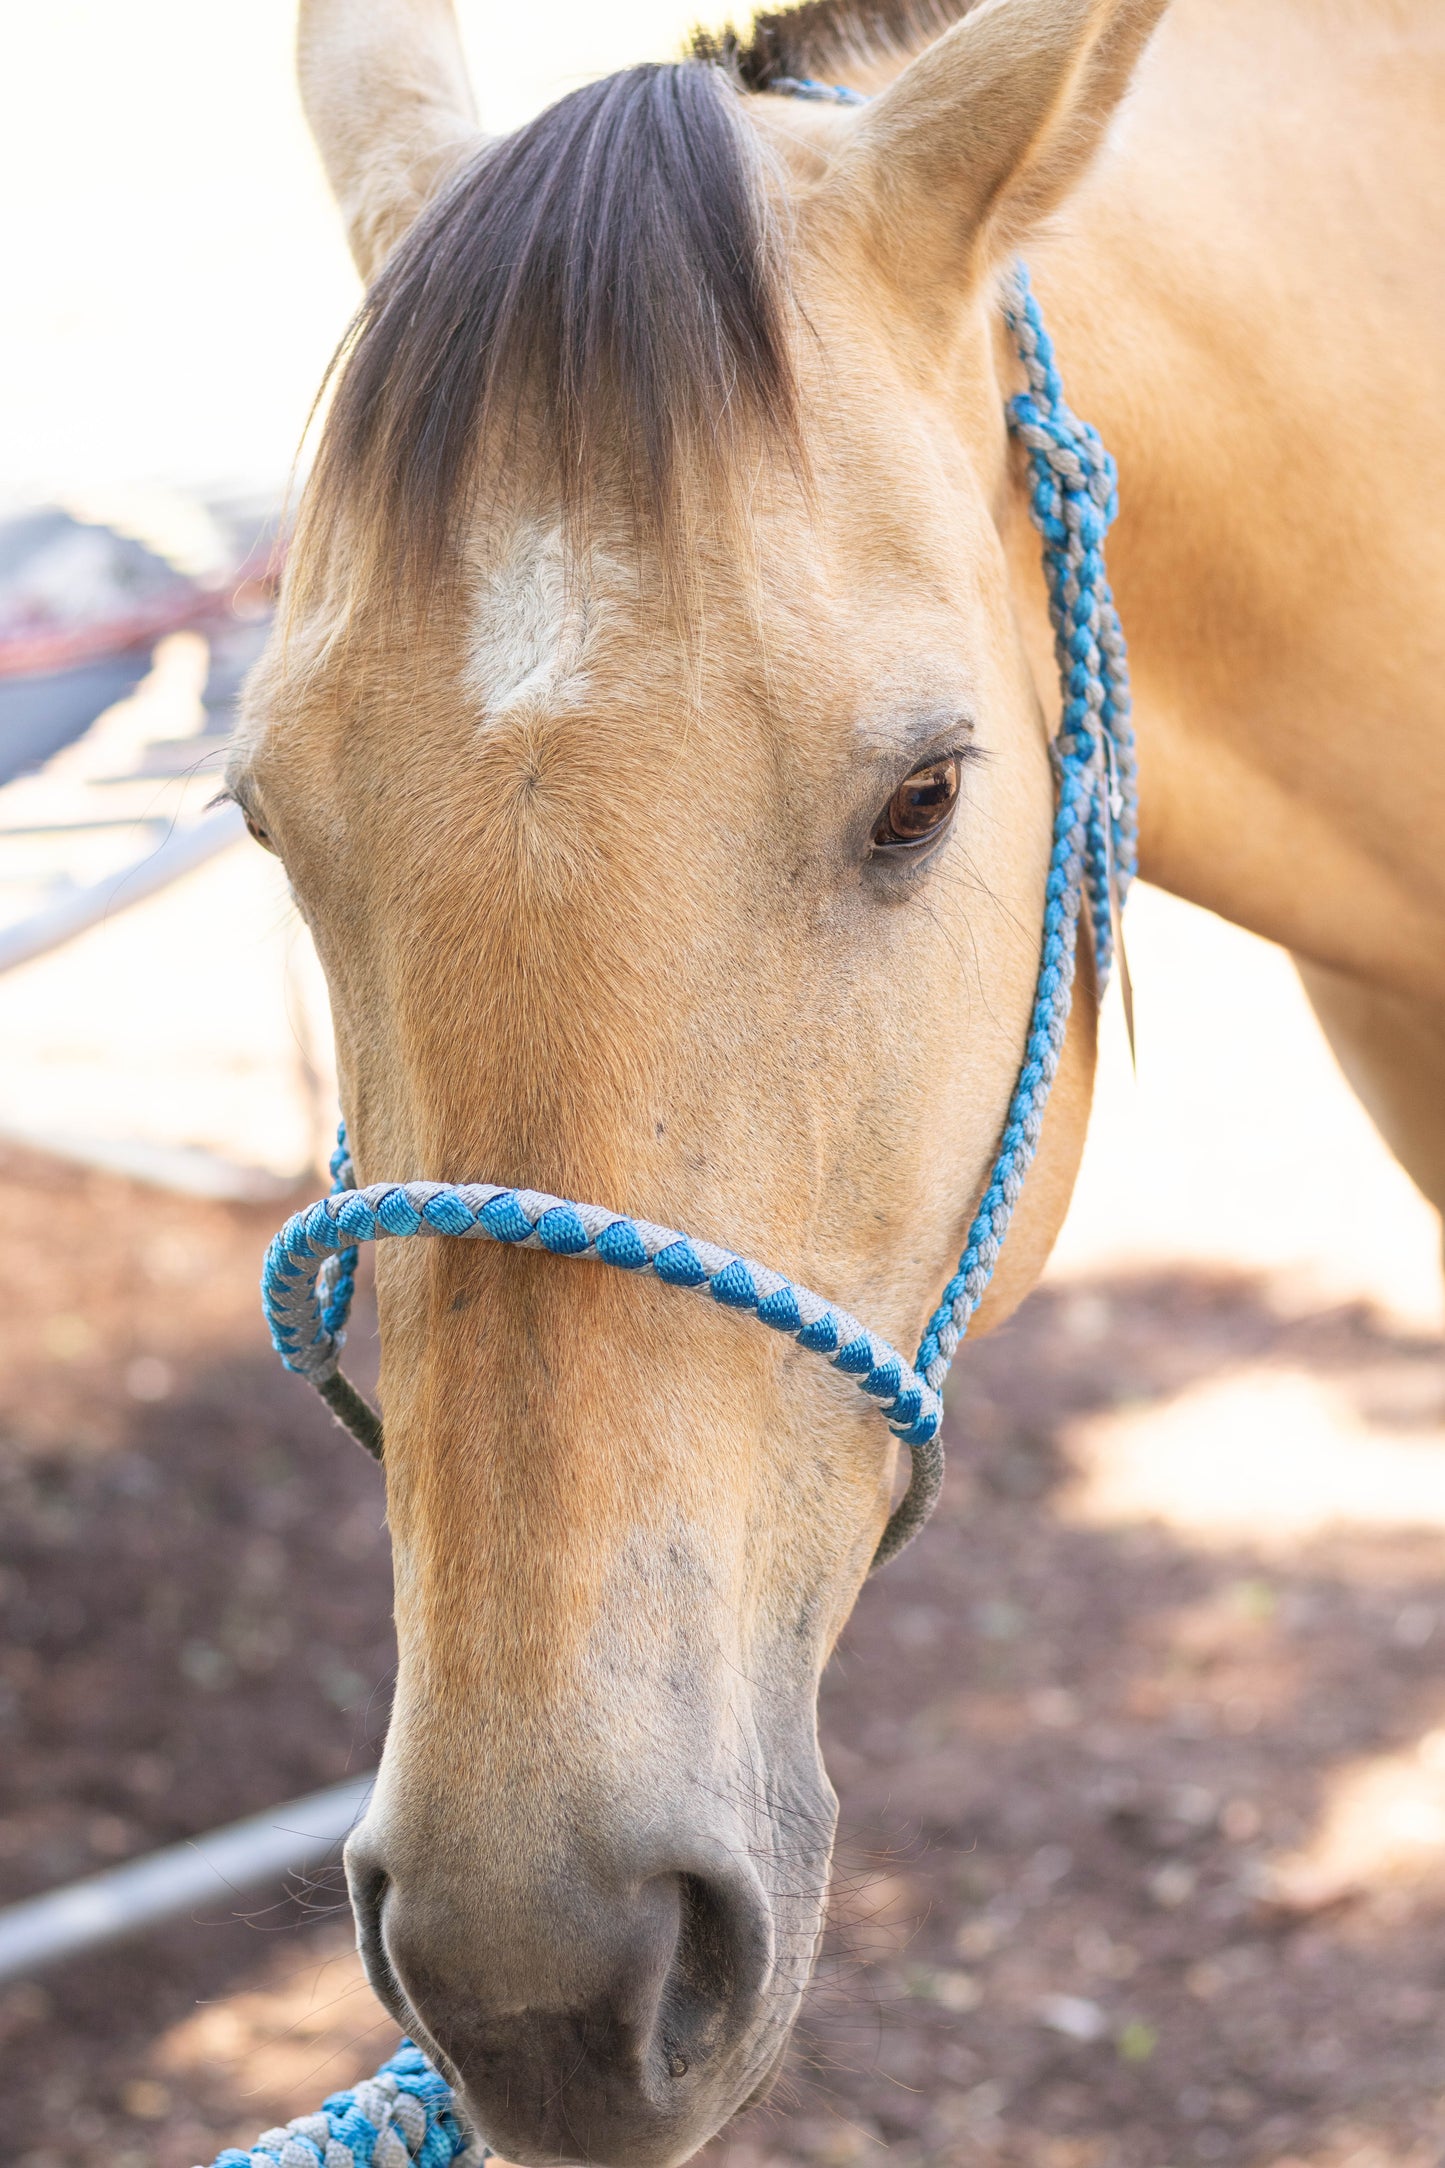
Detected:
left=229, top=0, right=1445, bottom=2159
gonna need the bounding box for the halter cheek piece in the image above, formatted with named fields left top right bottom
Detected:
left=261, top=123, right=1137, bottom=1570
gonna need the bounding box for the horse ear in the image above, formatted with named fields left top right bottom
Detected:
left=297, top=0, right=483, bottom=283
left=821, top=0, right=1168, bottom=305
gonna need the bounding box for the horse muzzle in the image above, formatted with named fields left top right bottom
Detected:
left=347, top=1815, right=801, bottom=2167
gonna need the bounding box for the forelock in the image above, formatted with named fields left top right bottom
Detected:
left=294, top=60, right=798, bottom=614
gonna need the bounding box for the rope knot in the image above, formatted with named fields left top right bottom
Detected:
left=259, top=254, right=1137, bottom=1582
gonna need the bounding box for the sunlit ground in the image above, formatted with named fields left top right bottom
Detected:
left=151, top=1928, right=383, bottom=2137
left=5, top=5, right=1444, bottom=2163
left=22, top=889, right=1434, bottom=2164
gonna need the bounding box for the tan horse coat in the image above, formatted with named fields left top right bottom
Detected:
left=232, top=2, right=1444, bottom=2159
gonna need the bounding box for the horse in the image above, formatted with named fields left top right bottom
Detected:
left=230, top=0, right=1445, bottom=2159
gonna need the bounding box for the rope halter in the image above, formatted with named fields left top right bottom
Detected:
left=260, top=260, right=1136, bottom=1572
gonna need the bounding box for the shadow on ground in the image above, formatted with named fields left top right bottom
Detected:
left=1, top=1146, right=1443, bottom=2167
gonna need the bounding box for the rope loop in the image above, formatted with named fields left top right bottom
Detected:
left=265, top=1160, right=946, bottom=1566
left=235, top=76, right=1140, bottom=2168
left=208, top=2039, right=477, bottom=2167
left=259, top=260, right=1135, bottom=1572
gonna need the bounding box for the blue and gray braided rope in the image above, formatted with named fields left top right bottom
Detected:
left=207, top=2041, right=476, bottom=2168
left=260, top=262, right=1135, bottom=1570
left=237, top=87, right=1136, bottom=2168
left=267, top=1155, right=947, bottom=1562
left=912, top=263, right=1134, bottom=1397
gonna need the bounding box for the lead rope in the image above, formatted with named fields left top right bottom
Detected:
left=224, top=90, right=1137, bottom=2168
left=913, top=261, right=1135, bottom=1407
left=260, top=262, right=1134, bottom=1574
left=209, top=2040, right=480, bottom=2168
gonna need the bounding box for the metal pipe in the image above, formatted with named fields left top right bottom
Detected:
left=0, top=801, right=244, bottom=976
left=0, top=1773, right=372, bottom=1984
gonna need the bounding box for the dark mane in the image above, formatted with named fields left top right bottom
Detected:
left=300, top=2, right=978, bottom=600
left=304, top=61, right=791, bottom=598
left=691, top=0, right=972, bottom=91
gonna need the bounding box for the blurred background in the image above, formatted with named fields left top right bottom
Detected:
left=2, top=7, right=1443, bottom=2167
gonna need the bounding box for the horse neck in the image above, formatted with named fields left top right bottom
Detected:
left=1017, top=0, right=1445, bottom=1004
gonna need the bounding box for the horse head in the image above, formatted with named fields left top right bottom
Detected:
left=232, top=2, right=1164, bottom=2158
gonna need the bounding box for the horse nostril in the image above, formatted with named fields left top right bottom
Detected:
left=657, top=1867, right=770, bottom=2073
left=347, top=1850, right=411, bottom=2027
left=371, top=1849, right=776, bottom=2163
left=347, top=1850, right=386, bottom=1946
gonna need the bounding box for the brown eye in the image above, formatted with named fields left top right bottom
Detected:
left=872, top=755, right=962, bottom=852
left=242, top=809, right=275, bottom=852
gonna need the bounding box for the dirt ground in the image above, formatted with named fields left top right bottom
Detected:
left=3, top=1142, right=1445, bottom=2168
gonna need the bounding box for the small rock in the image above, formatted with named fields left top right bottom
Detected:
left=1037, top=1993, right=1108, bottom=2043
left=932, top=1969, right=982, bottom=2013
left=1149, top=1861, right=1197, bottom=1908
left=119, top=2079, right=170, bottom=2121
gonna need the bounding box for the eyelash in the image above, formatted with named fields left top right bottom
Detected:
left=210, top=786, right=274, bottom=852
left=870, top=740, right=980, bottom=855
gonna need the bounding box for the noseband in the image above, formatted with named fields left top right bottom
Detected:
left=262, top=235, right=1136, bottom=1570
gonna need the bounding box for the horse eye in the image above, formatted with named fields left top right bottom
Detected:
left=242, top=809, right=275, bottom=852
left=871, top=755, right=962, bottom=852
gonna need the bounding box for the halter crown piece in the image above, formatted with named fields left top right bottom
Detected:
left=261, top=223, right=1136, bottom=1575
